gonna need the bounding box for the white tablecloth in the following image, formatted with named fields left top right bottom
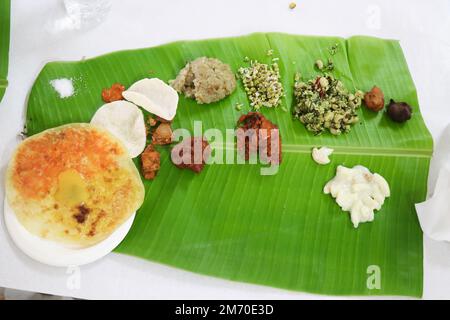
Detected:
left=1, top=0, right=449, bottom=299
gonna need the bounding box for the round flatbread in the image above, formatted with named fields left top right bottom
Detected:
left=122, top=78, right=178, bottom=121
left=90, top=101, right=146, bottom=158
left=5, top=123, right=145, bottom=248
left=4, top=200, right=136, bottom=267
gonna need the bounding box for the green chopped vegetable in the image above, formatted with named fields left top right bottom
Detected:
left=326, top=58, right=334, bottom=71
left=316, top=58, right=334, bottom=72
left=315, top=59, right=324, bottom=70
left=328, top=43, right=340, bottom=55
left=238, top=60, right=284, bottom=109
left=293, top=73, right=363, bottom=135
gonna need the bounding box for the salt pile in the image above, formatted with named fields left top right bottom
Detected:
left=50, top=78, right=74, bottom=99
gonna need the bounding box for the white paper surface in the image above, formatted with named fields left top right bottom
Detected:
left=416, top=125, right=450, bottom=241
left=1, top=0, right=450, bottom=299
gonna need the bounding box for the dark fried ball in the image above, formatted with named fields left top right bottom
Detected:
left=386, top=99, right=412, bottom=123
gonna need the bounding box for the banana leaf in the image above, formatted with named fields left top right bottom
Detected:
left=0, top=0, right=10, bottom=103
left=26, top=33, right=433, bottom=297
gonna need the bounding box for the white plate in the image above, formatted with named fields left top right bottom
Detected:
left=3, top=199, right=135, bottom=267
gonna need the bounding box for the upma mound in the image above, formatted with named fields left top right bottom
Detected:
left=170, top=57, right=236, bottom=104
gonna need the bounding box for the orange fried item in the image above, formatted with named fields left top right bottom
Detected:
left=171, top=137, right=210, bottom=173
left=152, top=123, right=173, bottom=145
left=141, top=144, right=160, bottom=180
left=236, top=112, right=282, bottom=164
left=154, top=116, right=171, bottom=123
left=147, top=116, right=157, bottom=127
left=101, top=83, right=125, bottom=103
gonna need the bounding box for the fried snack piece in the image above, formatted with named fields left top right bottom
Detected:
left=154, top=115, right=171, bottom=123
left=171, top=137, right=210, bottom=173
left=102, top=83, right=125, bottom=103
left=147, top=116, right=158, bottom=127
left=141, top=144, right=160, bottom=180
left=152, top=123, right=173, bottom=145
left=236, top=112, right=282, bottom=164
left=364, top=86, right=385, bottom=112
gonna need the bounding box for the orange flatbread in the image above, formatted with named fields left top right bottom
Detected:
left=5, top=123, right=144, bottom=247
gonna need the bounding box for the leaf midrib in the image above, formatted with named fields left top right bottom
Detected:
left=212, top=142, right=432, bottom=158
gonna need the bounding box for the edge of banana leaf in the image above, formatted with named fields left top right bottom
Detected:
left=32, top=32, right=399, bottom=65
left=0, top=0, right=10, bottom=104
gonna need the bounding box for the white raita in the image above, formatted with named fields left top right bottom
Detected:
left=324, top=165, right=390, bottom=228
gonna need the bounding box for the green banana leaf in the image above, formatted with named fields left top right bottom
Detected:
left=26, top=33, right=433, bottom=297
left=0, top=0, right=10, bottom=103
